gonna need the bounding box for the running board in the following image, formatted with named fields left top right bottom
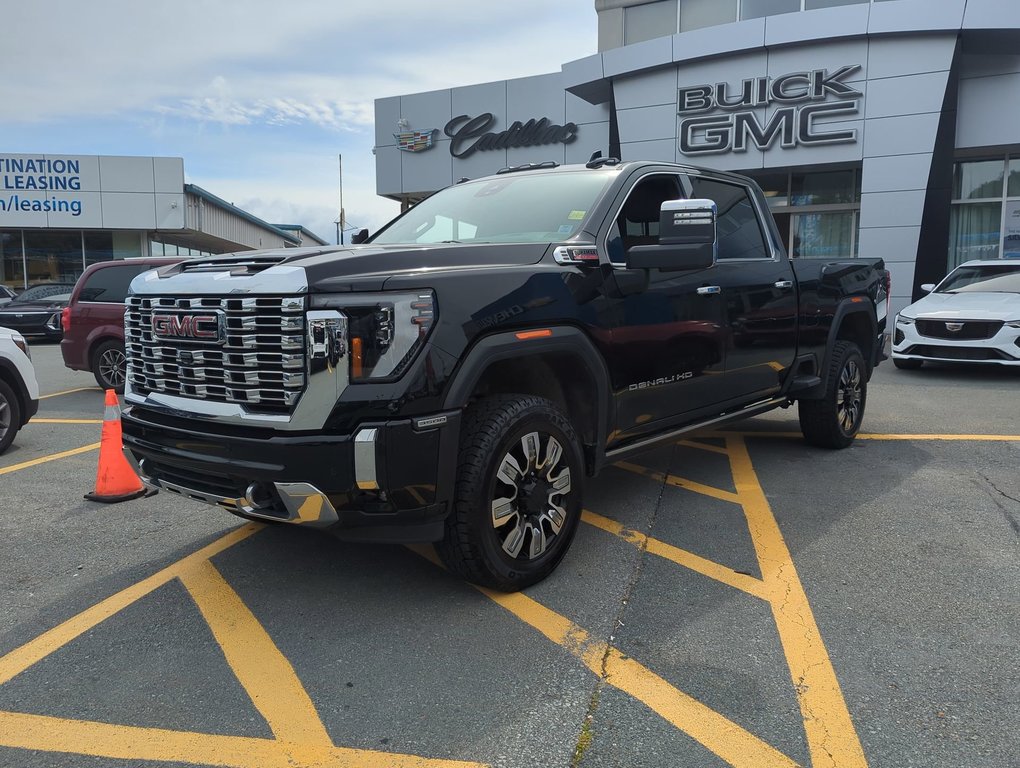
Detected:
left=603, top=397, right=789, bottom=465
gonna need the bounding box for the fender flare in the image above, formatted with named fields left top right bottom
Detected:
left=442, top=326, right=612, bottom=466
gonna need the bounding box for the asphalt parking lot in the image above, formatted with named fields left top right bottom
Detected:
left=1, top=343, right=1017, bottom=768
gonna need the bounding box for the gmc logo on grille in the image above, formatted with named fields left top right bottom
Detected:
left=152, top=312, right=223, bottom=343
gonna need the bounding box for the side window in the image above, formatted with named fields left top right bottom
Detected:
left=78, top=265, right=148, bottom=303
left=614, top=174, right=683, bottom=258
left=688, top=177, right=771, bottom=260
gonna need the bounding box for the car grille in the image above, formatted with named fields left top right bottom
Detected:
left=909, top=345, right=1012, bottom=361
left=125, top=295, right=306, bottom=413
left=915, top=319, right=1002, bottom=340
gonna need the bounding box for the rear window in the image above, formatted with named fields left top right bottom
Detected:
left=79, top=264, right=152, bottom=303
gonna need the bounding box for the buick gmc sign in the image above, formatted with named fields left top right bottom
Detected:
left=678, top=64, right=862, bottom=155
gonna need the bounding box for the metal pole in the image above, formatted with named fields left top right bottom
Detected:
left=338, top=153, right=344, bottom=245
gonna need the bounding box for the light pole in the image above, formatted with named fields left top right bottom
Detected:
left=338, top=153, right=345, bottom=245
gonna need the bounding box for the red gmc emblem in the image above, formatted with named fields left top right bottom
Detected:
left=152, top=311, right=223, bottom=343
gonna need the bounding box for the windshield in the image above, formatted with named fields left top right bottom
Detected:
left=937, top=264, right=1020, bottom=293
left=371, top=170, right=616, bottom=245
left=14, top=284, right=75, bottom=303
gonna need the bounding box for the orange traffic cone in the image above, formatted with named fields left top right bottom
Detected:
left=85, top=390, right=153, bottom=503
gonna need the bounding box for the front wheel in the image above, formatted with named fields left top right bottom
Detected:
left=798, top=340, right=867, bottom=449
left=92, top=340, right=127, bottom=393
left=437, top=395, right=584, bottom=592
left=0, top=379, right=22, bottom=455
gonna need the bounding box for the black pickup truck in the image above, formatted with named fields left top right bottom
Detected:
left=121, top=159, right=888, bottom=591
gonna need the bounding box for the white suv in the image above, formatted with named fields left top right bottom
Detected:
left=0, top=326, right=39, bottom=454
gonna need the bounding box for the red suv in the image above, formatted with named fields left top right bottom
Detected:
left=61, top=258, right=182, bottom=392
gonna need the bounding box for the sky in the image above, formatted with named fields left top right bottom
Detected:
left=1, top=0, right=598, bottom=245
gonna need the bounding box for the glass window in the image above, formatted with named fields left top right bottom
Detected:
left=748, top=172, right=790, bottom=208
left=1007, top=157, right=1020, bottom=198
left=791, top=170, right=857, bottom=205
left=1, top=230, right=24, bottom=290
left=792, top=212, right=854, bottom=259
left=372, top=171, right=616, bottom=246
left=937, top=263, right=1020, bottom=293
left=740, top=0, right=800, bottom=20
left=689, top=177, right=771, bottom=260
left=953, top=159, right=1004, bottom=200
left=805, top=0, right=866, bottom=9
left=680, top=0, right=737, bottom=32
left=624, top=0, right=678, bottom=45
left=23, top=230, right=83, bottom=285
left=78, top=263, right=153, bottom=303
left=84, top=232, right=115, bottom=266
left=948, top=201, right=1001, bottom=266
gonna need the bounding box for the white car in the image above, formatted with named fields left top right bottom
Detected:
left=0, top=326, right=39, bottom=454
left=892, top=258, right=1020, bottom=369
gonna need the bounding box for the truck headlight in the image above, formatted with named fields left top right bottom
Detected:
left=310, top=291, right=436, bottom=381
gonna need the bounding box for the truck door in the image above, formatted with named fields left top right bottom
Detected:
left=686, top=175, right=798, bottom=400
left=603, top=173, right=729, bottom=443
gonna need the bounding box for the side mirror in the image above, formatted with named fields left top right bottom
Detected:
left=351, top=228, right=370, bottom=245
left=625, top=199, right=717, bottom=271
left=920, top=283, right=935, bottom=293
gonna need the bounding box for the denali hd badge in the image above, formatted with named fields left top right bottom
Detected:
left=152, top=311, right=224, bottom=343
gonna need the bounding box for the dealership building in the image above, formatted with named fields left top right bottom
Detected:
left=374, top=0, right=1020, bottom=317
left=0, top=154, right=326, bottom=291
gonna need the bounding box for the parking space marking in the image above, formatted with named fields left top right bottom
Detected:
left=581, top=510, right=769, bottom=600
left=180, top=560, right=333, bottom=746
left=615, top=461, right=740, bottom=504
left=0, top=711, right=482, bottom=768
left=0, top=521, right=487, bottom=768
left=406, top=545, right=796, bottom=768
left=38, top=386, right=102, bottom=399
left=0, top=442, right=99, bottom=476
left=720, top=430, right=1020, bottom=442
left=32, top=418, right=103, bottom=424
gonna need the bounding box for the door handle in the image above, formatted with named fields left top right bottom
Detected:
left=696, top=285, right=721, bottom=295
left=774, top=280, right=794, bottom=289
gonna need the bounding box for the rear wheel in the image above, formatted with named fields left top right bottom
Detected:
left=893, top=357, right=923, bottom=370
left=92, top=340, right=126, bottom=393
left=0, top=379, right=22, bottom=455
left=798, top=340, right=867, bottom=449
left=437, top=395, right=583, bottom=592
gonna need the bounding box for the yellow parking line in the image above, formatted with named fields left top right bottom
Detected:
left=0, top=442, right=100, bottom=476
left=581, top=510, right=769, bottom=600
left=0, top=710, right=486, bottom=768
left=727, top=436, right=867, bottom=768
left=676, top=438, right=731, bottom=455
left=0, top=524, right=262, bottom=686
left=615, top=461, right=740, bottom=504
left=39, top=386, right=102, bottom=399
left=32, top=418, right=102, bottom=424
left=180, top=560, right=333, bottom=746
left=479, top=587, right=799, bottom=768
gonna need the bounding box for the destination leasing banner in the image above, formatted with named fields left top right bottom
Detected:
left=0, top=156, right=87, bottom=220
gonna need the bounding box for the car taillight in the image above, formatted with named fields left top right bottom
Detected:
left=61, top=306, right=71, bottom=332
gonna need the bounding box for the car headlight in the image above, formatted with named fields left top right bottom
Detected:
left=310, top=291, right=436, bottom=381
left=12, top=332, right=30, bottom=360
left=1006, top=320, right=1020, bottom=329
left=895, top=313, right=915, bottom=325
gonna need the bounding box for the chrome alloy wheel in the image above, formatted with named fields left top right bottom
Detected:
left=0, top=393, right=10, bottom=443
left=490, top=431, right=572, bottom=561
left=99, top=347, right=126, bottom=389
left=836, top=358, right=863, bottom=433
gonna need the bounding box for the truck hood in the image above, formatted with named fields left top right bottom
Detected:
left=136, top=243, right=551, bottom=295
left=904, top=291, right=1020, bottom=322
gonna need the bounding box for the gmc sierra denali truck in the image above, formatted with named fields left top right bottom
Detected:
left=121, top=159, right=888, bottom=591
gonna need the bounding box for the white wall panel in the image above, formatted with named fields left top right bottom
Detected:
left=99, top=156, right=154, bottom=193
left=860, top=190, right=926, bottom=229
left=956, top=71, right=1020, bottom=148
left=867, top=36, right=957, bottom=80
left=101, top=192, right=156, bottom=229
left=861, top=154, right=933, bottom=194
left=764, top=4, right=869, bottom=47
left=862, top=113, right=940, bottom=158
left=864, top=71, right=950, bottom=120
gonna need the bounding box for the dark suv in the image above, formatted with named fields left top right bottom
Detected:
left=61, top=258, right=181, bottom=391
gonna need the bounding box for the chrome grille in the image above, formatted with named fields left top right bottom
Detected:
left=125, top=295, right=306, bottom=413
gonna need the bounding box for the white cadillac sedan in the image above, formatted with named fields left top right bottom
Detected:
left=892, top=259, right=1020, bottom=369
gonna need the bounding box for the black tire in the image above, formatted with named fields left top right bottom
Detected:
left=436, top=395, right=584, bottom=592
left=0, top=378, right=22, bottom=455
left=92, top=340, right=127, bottom=393
left=798, top=340, right=867, bottom=449
left=893, top=357, right=923, bottom=370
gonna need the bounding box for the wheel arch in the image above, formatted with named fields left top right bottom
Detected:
left=0, top=359, right=29, bottom=428
left=442, top=327, right=611, bottom=474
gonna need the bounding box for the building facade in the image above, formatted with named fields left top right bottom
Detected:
left=0, top=154, right=323, bottom=291
left=374, top=0, right=1020, bottom=317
